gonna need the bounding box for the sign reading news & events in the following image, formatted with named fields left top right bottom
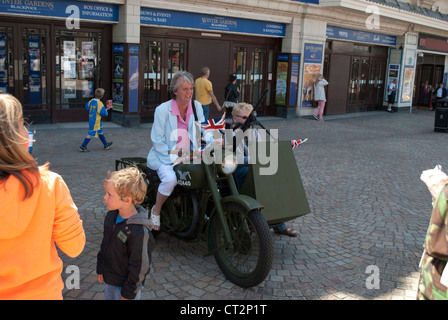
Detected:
left=140, top=8, right=285, bottom=37
left=0, top=0, right=118, bottom=22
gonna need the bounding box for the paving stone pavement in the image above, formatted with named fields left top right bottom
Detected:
left=29, top=109, right=445, bottom=300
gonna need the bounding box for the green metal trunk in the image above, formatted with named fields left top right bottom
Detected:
left=239, top=141, right=310, bottom=225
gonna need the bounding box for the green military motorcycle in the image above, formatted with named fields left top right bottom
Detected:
left=115, top=130, right=310, bottom=288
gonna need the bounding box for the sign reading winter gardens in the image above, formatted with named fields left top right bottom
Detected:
left=141, top=8, right=286, bottom=37
left=0, top=0, right=119, bottom=22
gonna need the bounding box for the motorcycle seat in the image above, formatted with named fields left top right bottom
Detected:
left=143, top=167, right=159, bottom=180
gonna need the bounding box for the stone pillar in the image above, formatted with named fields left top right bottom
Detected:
left=297, top=17, right=327, bottom=117
left=111, top=1, right=142, bottom=127
left=387, top=32, right=418, bottom=112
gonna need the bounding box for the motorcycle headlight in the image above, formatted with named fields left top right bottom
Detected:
left=220, top=154, right=238, bottom=175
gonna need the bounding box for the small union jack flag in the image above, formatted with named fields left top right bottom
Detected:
left=291, top=138, right=308, bottom=149
left=199, top=114, right=226, bottom=134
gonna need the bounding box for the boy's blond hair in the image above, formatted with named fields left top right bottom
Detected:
left=104, top=167, right=147, bottom=205
left=232, top=102, right=253, bottom=116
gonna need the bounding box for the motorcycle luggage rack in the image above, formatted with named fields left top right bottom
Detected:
left=115, top=157, right=147, bottom=171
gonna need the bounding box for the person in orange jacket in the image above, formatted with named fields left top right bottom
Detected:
left=0, top=94, right=85, bottom=300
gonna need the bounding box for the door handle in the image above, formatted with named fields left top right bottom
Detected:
left=165, top=68, right=169, bottom=86
left=14, top=60, right=18, bottom=80
left=18, top=60, right=23, bottom=81
left=161, top=67, right=166, bottom=85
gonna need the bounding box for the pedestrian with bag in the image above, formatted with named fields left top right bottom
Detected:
left=223, top=74, right=240, bottom=119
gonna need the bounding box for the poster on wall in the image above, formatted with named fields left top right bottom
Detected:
left=63, top=81, right=76, bottom=99
left=289, top=56, right=300, bottom=106
left=82, top=81, right=94, bottom=98
left=302, top=43, right=323, bottom=108
left=386, top=64, right=400, bottom=103
left=28, top=35, right=41, bottom=105
left=402, top=68, right=415, bottom=102
left=404, top=49, right=415, bottom=67
left=0, top=33, right=6, bottom=93
left=62, top=57, right=76, bottom=79
left=63, top=41, right=76, bottom=59
left=82, top=42, right=94, bottom=59
left=275, top=61, right=288, bottom=105
left=112, top=48, right=124, bottom=112
left=302, top=64, right=321, bottom=108
left=128, top=54, right=139, bottom=113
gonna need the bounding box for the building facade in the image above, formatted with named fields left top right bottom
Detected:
left=0, top=0, right=447, bottom=124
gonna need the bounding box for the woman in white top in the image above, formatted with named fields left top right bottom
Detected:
left=146, top=71, right=209, bottom=230
left=313, top=74, right=329, bottom=121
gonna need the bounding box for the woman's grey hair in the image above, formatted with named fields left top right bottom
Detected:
left=170, top=71, right=194, bottom=94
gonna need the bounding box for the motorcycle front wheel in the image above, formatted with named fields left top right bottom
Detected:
left=209, top=202, right=273, bottom=288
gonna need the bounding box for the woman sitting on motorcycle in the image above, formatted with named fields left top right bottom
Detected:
left=146, top=71, right=212, bottom=230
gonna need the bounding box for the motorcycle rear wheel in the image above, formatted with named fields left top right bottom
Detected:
left=209, top=202, right=273, bottom=288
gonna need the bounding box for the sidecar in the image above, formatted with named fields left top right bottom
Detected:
left=239, top=140, right=310, bottom=226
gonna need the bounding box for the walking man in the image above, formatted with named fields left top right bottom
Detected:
left=194, top=66, right=221, bottom=120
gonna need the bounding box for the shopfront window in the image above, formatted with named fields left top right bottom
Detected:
left=251, top=48, right=265, bottom=104
left=22, top=28, right=48, bottom=108
left=143, top=41, right=162, bottom=110
left=55, top=30, right=102, bottom=109
left=0, top=27, right=13, bottom=95
left=0, top=26, right=49, bottom=110
left=141, top=38, right=186, bottom=111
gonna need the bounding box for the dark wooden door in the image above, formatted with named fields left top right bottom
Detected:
left=326, top=54, right=350, bottom=115
left=189, top=38, right=230, bottom=119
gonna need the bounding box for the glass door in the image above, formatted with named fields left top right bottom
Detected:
left=141, top=38, right=187, bottom=113
left=367, top=58, right=386, bottom=110
left=142, top=40, right=162, bottom=110
left=55, top=29, right=103, bottom=109
left=0, top=25, right=50, bottom=116
left=0, top=26, right=13, bottom=96
left=348, top=56, right=370, bottom=112
left=232, top=45, right=267, bottom=108
left=20, top=27, right=49, bottom=110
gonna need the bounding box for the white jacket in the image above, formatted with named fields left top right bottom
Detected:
left=147, top=99, right=205, bottom=170
left=314, top=79, right=328, bottom=101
